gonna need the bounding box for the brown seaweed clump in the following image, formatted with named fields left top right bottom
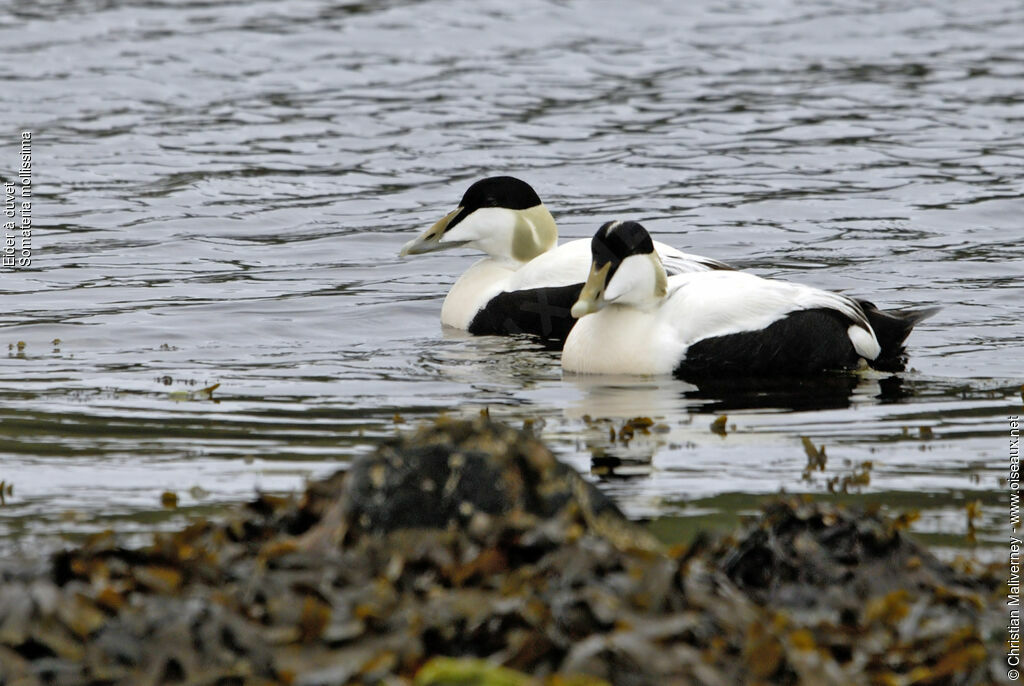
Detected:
left=0, top=416, right=1007, bottom=685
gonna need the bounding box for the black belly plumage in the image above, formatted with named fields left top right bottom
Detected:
left=675, top=304, right=938, bottom=381
left=676, top=308, right=863, bottom=379
left=468, top=284, right=584, bottom=346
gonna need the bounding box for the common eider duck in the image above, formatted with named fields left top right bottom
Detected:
left=400, top=176, right=731, bottom=344
left=563, top=220, right=937, bottom=378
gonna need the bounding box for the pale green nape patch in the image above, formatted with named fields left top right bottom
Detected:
left=510, top=204, right=558, bottom=262
left=651, top=253, right=668, bottom=298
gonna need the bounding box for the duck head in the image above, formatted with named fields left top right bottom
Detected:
left=571, top=220, right=668, bottom=318
left=400, top=176, right=558, bottom=263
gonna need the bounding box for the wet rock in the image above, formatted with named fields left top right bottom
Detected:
left=303, top=416, right=652, bottom=553
left=720, top=500, right=962, bottom=608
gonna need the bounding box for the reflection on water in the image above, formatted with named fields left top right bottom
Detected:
left=1, top=0, right=1022, bottom=561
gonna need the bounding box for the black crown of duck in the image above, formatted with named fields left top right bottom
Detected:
left=592, top=220, right=656, bottom=278
left=441, top=176, right=545, bottom=236
left=460, top=176, right=543, bottom=213
left=571, top=220, right=667, bottom=319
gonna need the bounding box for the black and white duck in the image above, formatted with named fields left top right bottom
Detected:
left=563, top=220, right=936, bottom=378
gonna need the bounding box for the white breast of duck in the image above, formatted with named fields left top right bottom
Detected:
left=440, top=258, right=517, bottom=330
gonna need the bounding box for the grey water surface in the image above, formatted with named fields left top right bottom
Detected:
left=1, top=0, right=1022, bottom=559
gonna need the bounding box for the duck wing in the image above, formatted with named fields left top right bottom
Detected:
left=655, top=241, right=733, bottom=274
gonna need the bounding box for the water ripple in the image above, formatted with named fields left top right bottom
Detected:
left=1, top=0, right=1021, bottom=558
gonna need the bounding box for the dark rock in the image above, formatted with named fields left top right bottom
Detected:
left=339, top=417, right=635, bottom=540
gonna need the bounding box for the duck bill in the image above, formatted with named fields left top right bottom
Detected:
left=570, top=262, right=611, bottom=318
left=399, top=209, right=467, bottom=257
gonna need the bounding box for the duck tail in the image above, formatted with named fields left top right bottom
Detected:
left=859, top=301, right=940, bottom=372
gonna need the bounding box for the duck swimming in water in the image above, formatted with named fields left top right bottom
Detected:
left=563, top=220, right=936, bottom=379
left=400, top=176, right=731, bottom=344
